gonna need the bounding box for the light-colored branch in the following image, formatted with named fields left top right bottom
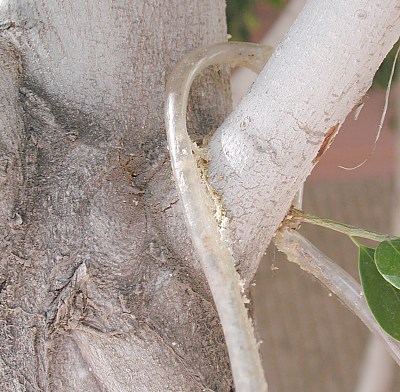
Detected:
left=231, top=0, right=306, bottom=107
left=165, top=42, right=273, bottom=392
left=208, top=0, right=400, bottom=280
left=273, top=229, right=400, bottom=366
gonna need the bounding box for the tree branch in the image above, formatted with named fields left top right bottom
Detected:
left=274, top=229, right=400, bottom=366
left=208, top=0, right=400, bottom=280
left=165, top=42, right=273, bottom=392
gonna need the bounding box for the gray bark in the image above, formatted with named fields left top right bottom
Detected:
left=208, top=0, right=400, bottom=280
left=0, top=1, right=234, bottom=391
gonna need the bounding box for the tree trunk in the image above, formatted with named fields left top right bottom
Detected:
left=0, top=1, right=234, bottom=390
left=1, top=0, right=400, bottom=391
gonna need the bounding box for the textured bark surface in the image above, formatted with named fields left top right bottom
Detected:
left=208, top=0, right=400, bottom=281
left=0, top=1, right=234, bottom=390
left=2, top=0, right=399, bottom=390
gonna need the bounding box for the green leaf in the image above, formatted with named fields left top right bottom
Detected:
left=359, top=245, right=400, bottom=341
left=375, top=238, right=400, bottom=289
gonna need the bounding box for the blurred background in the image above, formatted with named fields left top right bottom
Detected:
left=226, top=1, right=400, bottom=391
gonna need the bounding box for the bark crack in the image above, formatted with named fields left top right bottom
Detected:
left=161, top=198, right=179, bottom=212
left=46, top=261, right=88, bottom=335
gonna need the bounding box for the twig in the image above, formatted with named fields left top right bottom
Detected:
left=273, top=229, right=400, bottom=366
left=290, top=208, right=394, bottom=242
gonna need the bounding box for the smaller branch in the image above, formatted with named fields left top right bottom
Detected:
left=165, top=42, right=273, bottom=392
left=273, top=229, right=400, bottom=366
left=290, top=208, right=394, bottom=243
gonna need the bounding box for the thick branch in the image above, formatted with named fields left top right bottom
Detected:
left=208, top=0, right=400, bottom=280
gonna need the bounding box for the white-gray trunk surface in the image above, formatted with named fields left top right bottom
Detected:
left=2, top=0, right=399, bottom=391
left=209, top=0, right=400, bottom=280
left=0, top=1, right=234, bottom=391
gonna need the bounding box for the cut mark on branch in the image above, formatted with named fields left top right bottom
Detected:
left=339, top=43, right=400, bottom=171
left=312, top=123, right=340, bottom=164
